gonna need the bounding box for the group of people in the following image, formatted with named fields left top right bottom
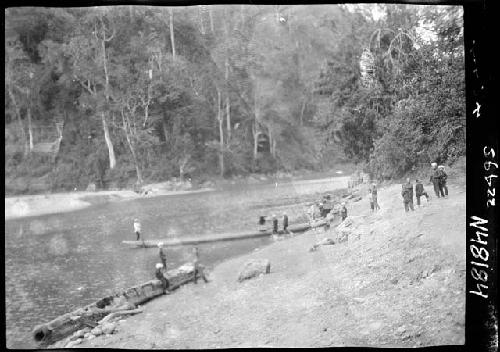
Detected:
left=401, top=163, right=449, bottom=212
left=132, top=218, right=209, bottom=294
left=306, top=195, right=348, bottom=224
left=154, top=244, right=209, bottom=294
left=259, top=213, right=289, bottom=234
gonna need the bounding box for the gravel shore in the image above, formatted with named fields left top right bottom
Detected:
left=71, top=178, right=465, bottom=348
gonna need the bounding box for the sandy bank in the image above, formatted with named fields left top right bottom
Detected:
left=71, top=177, right=465, bottom=348
left=4, top=187, right=215, bottom=221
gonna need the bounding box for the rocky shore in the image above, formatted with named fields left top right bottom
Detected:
left=67, top=173, right=465, bottom=348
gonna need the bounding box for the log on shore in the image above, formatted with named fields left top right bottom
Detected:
left=32, top=263, right=198, bottom=346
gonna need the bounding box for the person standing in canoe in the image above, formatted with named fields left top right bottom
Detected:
left=192, top=247, right=209, bottom=284
left=155, top=263, right=170, bottom=294
left=133, top=218, right=141, bottom=241
left=158, top=242, right=167, bottom=269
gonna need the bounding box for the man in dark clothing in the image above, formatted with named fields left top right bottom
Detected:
left=438, top=165, right=449, bottom=197
left=193, top=247, right=209, bottom=284
left=322, top=195, right=333, bottom=217
left=430, top=163, right=441, bottom=198
left=402, top=178, right=415, bottom=212
left=158, top=242, right=167, bottom=269
left=282, top=212, right=289, bottom=232
left=415, top=179, right=430, bottom=207
left=340, top=202, right=348, bottom=221
left=272, top=214, right=279, bottom=234
left=155, top=263, right=170, bottom=294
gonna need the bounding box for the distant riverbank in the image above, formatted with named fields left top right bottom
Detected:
left=4, top=187, right=215, bottom=221
left=4, top=168, right=357, bottom=221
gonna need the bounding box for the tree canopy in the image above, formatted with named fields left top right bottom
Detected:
left=4, top=5, right=465, bottom=194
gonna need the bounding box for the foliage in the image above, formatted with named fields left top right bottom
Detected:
left=4, top=5, right=465, bottom=194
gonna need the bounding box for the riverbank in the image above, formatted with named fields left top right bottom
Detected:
left=71, top=173, right=465, bottom=348
left=4, top=187, right=215, bottom=221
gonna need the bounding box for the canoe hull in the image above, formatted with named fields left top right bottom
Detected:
left=122, top=221, right=326, bottom=248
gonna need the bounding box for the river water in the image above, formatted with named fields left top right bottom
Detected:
left=4, top=175, right=349, bottom=348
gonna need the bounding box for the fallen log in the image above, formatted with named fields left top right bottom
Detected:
left=32, top=262, right=199, bottom=346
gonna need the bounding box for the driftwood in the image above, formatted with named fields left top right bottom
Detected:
left=33, top=263, right=198, bottom=346
left=97, top=307, right=144, bottom=325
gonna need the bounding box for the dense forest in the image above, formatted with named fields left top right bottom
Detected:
left=4, top=5, right=465, bottom=194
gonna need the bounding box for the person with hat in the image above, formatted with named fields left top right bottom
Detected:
left=429, top=163, right=441, bottom=198
left=158, top=242, right=167, bottom=269
left=133, top=218, right=141, bottom=240
left=438, top=165, right=448, bottom=198
left=154, top=263, right=170, bottom=294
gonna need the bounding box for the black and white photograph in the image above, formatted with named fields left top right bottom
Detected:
left=4, top=2, right=489, bottom=349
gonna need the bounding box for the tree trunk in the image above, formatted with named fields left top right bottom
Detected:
left=27, top=106, right=34, bottom=151
left=100, top=19, right=116, bottom=170
left=8, top=87, right=29, bottom=156
left=102, top=113, right=116, bottom=169
left=217, top=87, right=224, bottom=177
left=208, top=6, right=214, bottom=33
left=169, top=8, right=176, bottom=60
left=299, top=99, right=306, bottom=126
left=253, top=122, right=259, bottom=161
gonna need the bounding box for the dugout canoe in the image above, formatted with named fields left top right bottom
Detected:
left=32, top=263, right=199, bottom=347
left=122, top=221, right=327, bottom=248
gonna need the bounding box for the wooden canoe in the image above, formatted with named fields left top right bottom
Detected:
left=122, top=221, right=327, bottom=248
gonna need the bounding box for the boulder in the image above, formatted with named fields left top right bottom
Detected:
left=91, top=326, right=103, bottom=336
left=238, top=259, right=271, bottom=282
left=309, top=238, right=336, bottom=252
left=101, top=322, right=117, bottom=335
left=86, top=183, right=96, bottom=192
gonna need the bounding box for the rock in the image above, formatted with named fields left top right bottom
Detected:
left=101, top=322, right=117, bottom=335
left=86, top=183, right=96, bottom=192
left=66, top=338, right=83, bottom=348
left=87, top=334, right=95, bottom=340
left=390, top=278, right=399, bottom=285
left=396, top=326, right=406, bottom=334
left=83, top=332, right=91, bottom=339
left=91, top=326, right=103, bottom=336
left=238, top=259, right=271, bottom=282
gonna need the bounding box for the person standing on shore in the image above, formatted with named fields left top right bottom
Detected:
left=340, top=202, right=348, bottom=221
left=371, top=183, right=380, bottom=211
left=283, top=212, right=289, bottom=232
left=155, top=263, right=170, bottom=294
left=429, top=163, right=441, bottom=198
left=158, top=242, right=167, bottom=269
left=134, top=218, right=141, bottom=241
left=438, top=165, right=449, bottom=198
left=415, top=179, right=430, bottom=207
left=401, top=178, right=415, bottom=212
left=272, top=214, right=278, bottom=234
left=368, top=189, right=374, bottom=212
left=193, top=247, right=209, bottom=284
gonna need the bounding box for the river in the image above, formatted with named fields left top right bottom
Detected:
left=4, top=175, right=350, bottom=348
